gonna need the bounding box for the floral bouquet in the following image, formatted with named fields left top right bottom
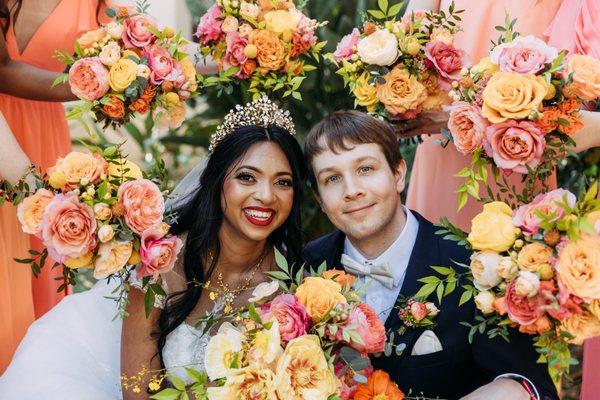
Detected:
left=14, top=144, right=183, bottom=318
left=447, top=16, right=600, bottom=210
left=425, top=184, right=600, bottom=385
left=54, top=1, right=197, bottom=129
left=194, top=0, right=327, bottom=100
left=330, top=1, right=467, bottom=122
left=147, top=254, right=439, bottom=400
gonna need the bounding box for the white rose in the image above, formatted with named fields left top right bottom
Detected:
left=238, top=23, right=253, bottom=37
left=106, top=21, right=124, bottom=40
left=515, top=271, right=540, bottom=298
left=97, top=225, right=115, bottom=243
left=497, top=256, right=518, bottom=280
left=248, top=281, right=279, bottom=303
left=99, top=41, right=121, bottom=66
left=356, top=29, right=399, bottom=66
left=204, top=322, right=245, bottom=381
left=136, top=64, right=151, bottom=79
left=474, top=291, right=495, bottom=314
left=240, top=1, right=260, bottom=20
left=94, top=202, right=112, bottom=221
left=470, top=251, right=503, bottom=290
left=425, top=302, right=439, bottom=317
left=221, top=15, right=239, bottom=33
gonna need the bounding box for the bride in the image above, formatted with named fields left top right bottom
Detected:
left=0, top=98, right=307, bottom=400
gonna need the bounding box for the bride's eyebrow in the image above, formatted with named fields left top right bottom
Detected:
left=234, top=165, right=292, bottom=177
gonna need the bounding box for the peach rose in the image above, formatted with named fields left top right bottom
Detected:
left=93, top=240, right=133, bottom=279
left=485, top=120, right=546, bottom=174
left=102, top=96, right=126, bottom=119
left=563, top=54, right=600, bottom=101
left=505, top=281, right=543, bottom=326
left=249, top=29, right=286, bottom=72
left=117, top=179, right=165, bottom=235
left=99, top=41, right=121, bottom=66
left=68, top=58, right=110, bottom=101
left=338, top=302, right=386, bottom=354
left=482, top=72, right=547, bottom=123
left=447, top=101, right=489, bottom=154
left=295, top=276, right=347, bottom=323
left=517, top=243, right=553, bottom=273
left=556, top=235, right=600, bottom=302
left=77, top=27, right=109, bottom=51
left=40, top=193, right=97, bottom=262
left=377, top=66, right=427, bottom=117
left=48, top=151, right=108, bottom=190
left=322, top=269, right=356, bottom=288
left=560, top=311, right=600, bottom=345
left=263, top=10, right=299, bottom=36
left=16, top=188, right=54, bottom=236
left=137, top=228, right=183, bottom=278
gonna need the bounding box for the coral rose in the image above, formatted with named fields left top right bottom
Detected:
left=17, top=188, right=54, bottom=235
left=356, top=29, right=398, bottom=66
left=560, top=311, right=600, bottom=345
left=146, top=45, right=185, bottom=86
left=322, top=269, right=356, bottom=288
left=424, top=40, right=469, bottom=89
left=108, top=58, right=137, bottom=93
left=261, top=293, right=310, bottom=343
left=563, top=54, right=600, bottom=101
left=556, top=235, right=600, bottom=302
left=195, top=4, right=223, bottom=45
left=93, top=240, right=133, bottom=279
left=249, top=29, right=286, bottom=72
left=68, top=58, right=110, bottom=101
left=354, top=370, right=405, bottom=400
left=117, top=179, right=165, bottom=235
left=377, top=66, right=427, bottom=117
left=337, top=303, right=386, bottom=354
left=482, top=72, right=547, bottom=123
left=48, top=151, right=108, bottom=190
left=467, top=202, right=516, bottom=252
left=537, top=107, right=561, bottom=134
left=517, top=242, right=553, bottom=273
left=519, top=316, right=552, bottom=335
left=129, top=97, right=150, bottom=114
left=122, top=14, right=157, bottom=49
left=485, top=120, right=546, bottom=174
left=557, top=114, right=583, bottom=136
left=505, top=281, right=543, bottom=326
left=40, top=193, right=97, bottom=262
left=137, top=228, right=183, bottom=278
left=295, top=276, right=347, bottom=323
left=447, top=101, right=489, bottom=154
left=103, top=96, right=126, bottom=119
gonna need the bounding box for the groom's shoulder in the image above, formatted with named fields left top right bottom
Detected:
left=303, top=230, right=344, bottom=267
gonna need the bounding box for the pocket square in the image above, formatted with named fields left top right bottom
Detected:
left=411, top=330, right=443, bottom=356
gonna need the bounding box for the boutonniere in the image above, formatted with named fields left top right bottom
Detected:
left=396, top=297, right=440, bottom=335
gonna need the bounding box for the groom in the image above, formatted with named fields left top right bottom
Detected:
left=303, top=110, right=558, bottom=400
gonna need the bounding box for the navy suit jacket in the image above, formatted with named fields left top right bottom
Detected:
left=304, top=211, right=558, bottom=400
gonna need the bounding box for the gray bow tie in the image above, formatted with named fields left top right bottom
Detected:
left=340, top=254, right=395, bottom=289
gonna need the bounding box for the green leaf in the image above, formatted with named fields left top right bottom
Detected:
left=414, top=283, right=436, bottom=299
left=150, top=388, right=182, bottom=400
left=431, top=266, right=455, bottom=276
left=274, top=248, right=288, bottom=273
left=387, top=2, right=403, bottom=16
left=436, top=282, right=445, bottom=303
left=367, top=9, right=387, bottom=19
left=417, top=276, right=441, bottom=284
left=248, top=303, right=263, bottom=324
left=377, top=0, right=388, bottom=13
left=144, top=290, right=155, bottom=318
left=459, top=289, right=473, bottom=306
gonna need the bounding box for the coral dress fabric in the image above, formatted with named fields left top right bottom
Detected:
left=0, top=0, right=110, bottom=373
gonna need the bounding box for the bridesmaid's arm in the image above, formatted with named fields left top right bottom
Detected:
left=405, top=0, right=441, bottom=13
left=121, top=288, right=163, bottom=400
left=0, top=111, right=33, bottom=184
left=572, top=110, right=600, bottom=152
left=0, top=32, right=76, bottom=102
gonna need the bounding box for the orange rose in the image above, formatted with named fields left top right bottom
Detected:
left=560, top=311, right=600, bottom=345
left=242, top=59, right=257, bottom=76
left=537, top=107, right=561, bottom=133
left=295, top=276, right=347, bottom=323
left=363, top=22, right=377, bottom=36
left=141, top=85, right=157, bottom=102
left=322, top=269, right=356, bottom=287
left=559, top=98, right=580, bottom=115
left=355, top=370, right=405, bottom=400
left=48, top=151, right=108, bottom=190
left=16, top=188, right=54, bottom=235
left=482, top=72, right=547, bottom=123
left=103, top=96, right=126, bottom=119
left=129, top=98, right=150, bottom=114
left=519, top=316, right=552, bottom=335
left=557, top=113, right=583, bottom=136
left=376, top=65, right=427, bottom=116
left=249, top=29, right=286, bottom=72
left=556, top=235, right=600, bottom=302
left=517, top=242, right=553, bottom=273
left=563, top=54, right=600, bottom=101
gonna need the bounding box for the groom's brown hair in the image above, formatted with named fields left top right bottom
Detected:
left=304, top=110, right=402, bottom=189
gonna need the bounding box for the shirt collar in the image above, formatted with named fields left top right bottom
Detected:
left=343, top=207, right=419, bottom=287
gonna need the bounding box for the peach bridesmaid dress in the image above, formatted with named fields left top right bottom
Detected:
left=0, top=0, right=110, bottom=373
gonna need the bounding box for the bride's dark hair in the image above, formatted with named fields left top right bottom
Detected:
left=156, top=124, right=306, bottom=364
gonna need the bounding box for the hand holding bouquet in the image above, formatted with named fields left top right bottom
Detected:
left=330, top=1, right=468, bottom=122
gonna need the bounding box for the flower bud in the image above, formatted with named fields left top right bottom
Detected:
left=49, top=172, right=68, bottom=189
left=94, top=203, right=112, bottom=221
left=97, top=225, right=115, bottom=243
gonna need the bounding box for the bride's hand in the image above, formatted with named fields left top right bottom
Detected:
left=391, top=110, right=450, bottom=139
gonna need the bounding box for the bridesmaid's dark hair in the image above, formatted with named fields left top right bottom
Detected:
left=156, top=124, right=306, bottom=365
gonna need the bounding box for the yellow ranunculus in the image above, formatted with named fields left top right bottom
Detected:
left=482, top=72, right=547, bottom=123
left=353, top=73, right=379, bottom=111
left=64, top=252, right=94, bottom=269
left=93, top=241, right=133, bottom=279
left=556, top=235, right=600, bottom=302
left=471, top=56, right=499, bottom=76
left=108, top=158, right=143, bottom=182
left=263, top=10, right=299, bottom=36
left=108, top=58, right=138, bottom=93
left=207, top=365, right=278, bottom=400
left=274, top=335, right=338, bottom=400
left=517, top=242, right=553, bottom=273
left=467, top=202, right=516, bottom=252
left=295, top=277, right=347, bottom=323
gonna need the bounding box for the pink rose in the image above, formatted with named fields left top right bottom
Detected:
left=334, top=28, right=360, bottom=62
left=424, top=41, right=469, bottom=89
left=145, top=45, right=185, bottom=86
left=195, top=4, right=223, bottom=45
left=447, top=101, right=489, bottom=154
left=410, top=301, right=428, bottom=321
left=137, top=228, right=183, bottom=278
left=538, top=280, right=583, bottom=320
left=223, top=32, right=248, bottom=70
left=494, top=35, right=558, bottom=75
left=335, top=362, right=373, bottom=400
left=40, top=193, right=97, bottom=262
left=68, top=58, right=109, bottom=101
left=513, top=189, right=577, bottom=235
left=117, top=179, right=165, bottom=235
left=485, top=120, right=546, bottom=174
left=337, top=303, right=386, bottom=354
left=122, top=14, right=157, bottom=49
left=505, top=281, right=544, bottom=326
left=261, top=294, right=310, bottom=343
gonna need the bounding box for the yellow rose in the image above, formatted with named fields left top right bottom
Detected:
left=482, top=72, right=547, bottom=123
left=207, top=365, right=278, bottom=400
left=295, top=276, right=347, bottom=323
left=563, top=54, right=600, bottom=101
left=108, top=158, right=143, bottom=183
left=16, top=189, right=54, bottom=235
left=249, top=30, right=286, bottom=72
left=353, top=73, right=379, bottom=111
left=77, top=27, right=109, bottom=50
left=517, top=242, right=553, bottom=273
left=64, top=252, right=94, bottom=269
left=560, top=311, right=600, bottom=345
left=48, top=151, right=108, bottom=190
left=556, top=235, right=600, bottom=302
left=108, top=58, right=138, bottom=93
left=376, top=66, right=427, bottom=116
left=179, top=57, right=198, bottom=92
left=263, top=10, right=299, bottom=36
left=93, top=240, right=133, bottom=279
left=274, top=335, right=338, bottom=400
left=471, top=56, right=499, bottom=76
left=467, top=202, right=516, bottom=252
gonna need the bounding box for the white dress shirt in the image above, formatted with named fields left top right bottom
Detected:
left=343, top=208, right=419, bottom=323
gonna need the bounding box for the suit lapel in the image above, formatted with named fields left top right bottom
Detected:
left=323, top=230, right=346, bottom=270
